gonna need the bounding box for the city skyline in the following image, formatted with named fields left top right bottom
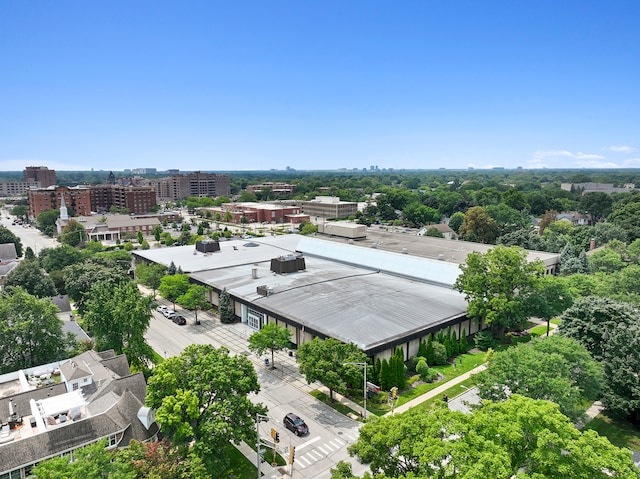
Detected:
left=1, top=1, right=639, bottom=172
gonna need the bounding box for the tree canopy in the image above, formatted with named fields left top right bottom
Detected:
left=145, top=344, right=266, bottom=475
left=0, top=287, right=72, bottom=374
left=248, top=322, right=292, bottom=367
left=82, top=280, right=154, bottom=369
left=477, top=335, right=601, bottom=421
left=0, top=225, right=23, bottom=257
left=339, top=395, right=638, bottom=479
left=454, top=245, right=544, bottom=338
left=4, top=258, right=57, bottom=297
left=297, top=338, right=368, bottom=401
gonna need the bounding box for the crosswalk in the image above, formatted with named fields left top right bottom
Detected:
left=292, top=433, right=359, bottom=469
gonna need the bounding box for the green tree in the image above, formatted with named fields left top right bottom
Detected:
left=59, top=219, right=86, bottom=247
left=136, top=262, right=167, bottom=298
left=557, top=297, right=640, bottom=360
left=38, top=244, right=85, bottom=273
left=601, top=321, right=640, bottom=423
left=36, top=209, right=60, bottom=237
left=579, top=191, right=613, bottom=223
left=589, top=248, right=625, bottom=273
left=458, top=206, right=499, bottom=243
left=152, top=224, right=163, bottom=241
left=454, top=245, right=544, bottom=338
left=218, top=287, right=235, bottom=323
left=529, top=274, right=574, bottom=336
left=83, top=280, right=154, bottom=369
left=0, top=287, right=72, bottom=374
left=477, top=335, right=601, bottom=421
left=248, top=322, right=292, bottom=367
left=447, top=211, right=465, bottom=234
left=10, top=204, right=28, bottom=219
left=137, top=230, right=144, bottom=244
left=177, top=283, right=210, bottom=324
left=299, top=222, right=318, bottom=235
left=343, top=395, right=638, bottom=479
left=4, top=258, right=57, bottom=298
left=0, top=225, right=23, bottom=257
left=145, top=344, right=266, bottom=475
left=297, top=338, right=368, bottom=401
left=30, top=439, right=135, bottom=479
left=63, top=262, right=130, bottom=312
left=158, top=274, right=190, bottom=310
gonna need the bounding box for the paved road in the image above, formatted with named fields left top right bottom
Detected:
left=146, top=301, right=370, bottom=479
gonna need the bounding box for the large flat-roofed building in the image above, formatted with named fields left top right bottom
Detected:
left=302, top=196, right=358, bottom=220
left=28, top=186, right=92, bottom=220
left=246, top=182, right=296, bottom=196
left=133, top=235, right=473, bottom=362
left=198, top=202, right=307, bottom=224
left=0, top=350, right=158, bottom=478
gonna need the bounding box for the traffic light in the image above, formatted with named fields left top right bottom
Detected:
left=271, top=428, right=280, bottom=443
left=289, top=446, right=296, bottom=464
left=391, top=387, right=397, bottom=399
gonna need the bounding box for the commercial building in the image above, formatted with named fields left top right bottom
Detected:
left=133, top=235, right=474, bottom=362
left=301, top=196, right=358, bottom=220
left=0, top=350, right=158, bottom=478
left=198, top=202, right=308, bottom=225
left=246, top=182, right=296, bottom=196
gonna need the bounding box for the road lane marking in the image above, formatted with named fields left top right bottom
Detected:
left=296, top=436, right=320, bottom=451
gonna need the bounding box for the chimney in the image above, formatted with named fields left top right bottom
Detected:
left=590, top=238, right=596, bottom=251
left=9, top=399, right=13, bottom=416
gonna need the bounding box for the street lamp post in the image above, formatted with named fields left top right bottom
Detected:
left=344, top=362, right=367, bottom=420
left=256, top=413, right=269, bottom=479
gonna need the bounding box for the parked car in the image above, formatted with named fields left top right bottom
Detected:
left=172, top=315, right=186, bottom=325
left=163, top=310, right=177, bottom=319
left=283, top=413, right=308, bottom=436
left=156, top=305, right=169, bottom=313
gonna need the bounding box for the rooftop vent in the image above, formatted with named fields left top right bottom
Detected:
left=437, top=254, right=445, bottom=260
left=257, top=285, right=271, bottom=296
left=401, top=248, right=408, bottom=254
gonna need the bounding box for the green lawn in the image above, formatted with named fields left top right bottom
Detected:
left=412, top=376, right=479, bottom=413
left=529, top=325, right=550, bottom=337
left=222, top=443, right=257, bottom=479
left=332, top=351, right=486, bottom=417
left=584, top=413, right=640, bottom=452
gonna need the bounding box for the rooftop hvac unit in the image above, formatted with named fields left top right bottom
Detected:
left=195, top=240, right=220, bottom=253
left=270, top=254, right=306, bottom=274
left=257, top=285, right=270, bottom=296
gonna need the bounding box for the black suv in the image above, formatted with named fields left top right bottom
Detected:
left=283, top=413, right=308, bottom=436
left=172, top=315, right=186, bottom=325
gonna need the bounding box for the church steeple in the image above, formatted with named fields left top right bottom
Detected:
left=59, top=195, right=68, bottom=221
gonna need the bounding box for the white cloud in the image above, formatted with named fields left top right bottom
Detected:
left=623, top=157, right=640, bottom=166
left=527, top=150, right=613, bottom=168
left=606, top=145, right=636, bottom=153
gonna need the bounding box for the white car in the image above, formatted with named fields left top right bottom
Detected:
left=163, top=310, right=177, bottom=319
left=156, top=305, right=169, bottom=313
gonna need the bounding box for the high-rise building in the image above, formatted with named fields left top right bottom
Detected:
left=23, top=166, right=56, bottom=187
left=151, top=172, right=231, bottom=200
left=28, top=186, right=92, bottom=220
left=90, top=185, right=156, bottom=214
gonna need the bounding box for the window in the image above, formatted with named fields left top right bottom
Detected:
left=107, top=434, right=117, bottom=447
left=73, top=383, right=78, bottom=391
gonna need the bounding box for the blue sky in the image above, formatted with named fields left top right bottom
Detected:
left=1, top=1, right=639, bottom=172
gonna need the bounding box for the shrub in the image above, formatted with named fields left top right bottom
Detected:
left=415, top=359, right=430, bottom=379
left=474, top=331, right=495, bottom=351
left=408, top=356, right=426, bottom=373
left=432, top=342, right=448, bottom=365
